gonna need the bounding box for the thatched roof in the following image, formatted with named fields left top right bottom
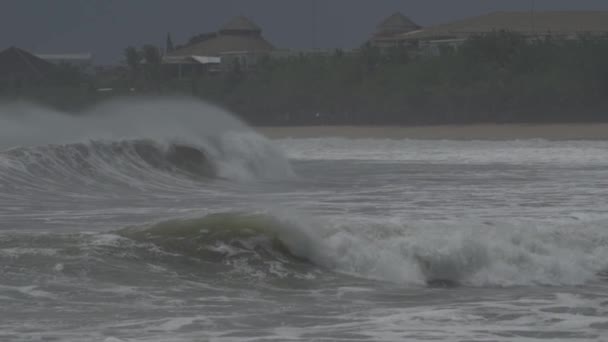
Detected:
left=376, top=12, right=420, bottom=36
left=171, top=35, right=274, bottom=56
left=0, top=46, right=54, bottom=79
left=399, top=11, right=608, bottom=40
left=171, top=17, right=274, bottom=57
left=220, top=16, right=262, bottom=34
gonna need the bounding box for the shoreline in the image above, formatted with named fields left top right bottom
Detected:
left=256, top=124, right=608, bottom=140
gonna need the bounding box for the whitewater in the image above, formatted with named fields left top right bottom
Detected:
left=1, top=99, right=607, bottom=342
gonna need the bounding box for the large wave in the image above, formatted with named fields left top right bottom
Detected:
left=3, top=212, right=606, bottom=288
left=0, top=98, right=293, bottom=188
left=119, top=213, right=311, bottom=267
left=115, top=212, right=608, bottom=287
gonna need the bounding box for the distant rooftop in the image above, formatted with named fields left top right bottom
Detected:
left=376, top=12, right=420, bottom=36
left=0, top=46, right=54, bottom=79
left=35, top=53, right=93, bottom=61
left=399, top=11, right=608, bottom=40
left=171, top=16, right=274, bottom=57
left=220, top=16, right=262, bottom=34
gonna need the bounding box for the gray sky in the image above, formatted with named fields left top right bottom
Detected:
left=2, top=0, right=608, bottom=64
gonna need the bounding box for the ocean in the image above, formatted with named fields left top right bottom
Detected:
left=1, top=99, right=607, bottom=342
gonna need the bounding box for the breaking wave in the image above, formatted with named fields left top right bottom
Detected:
left=3, top=212, right=607, bottom=287
left=309, top=217, right=608, bottom=287
left=114, top=212, right=608, bottom=287
left=118, top=213, right=313, bottom=276
left=0, top=98, right=293, bottom=188
left=1, top=98, right=606, bottom=289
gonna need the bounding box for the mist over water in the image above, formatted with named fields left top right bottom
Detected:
left=0, top=98, right=293, bottom=182
left=1, top=99, right=608, bottom=341
left=0, top=98, right=245, bottom=148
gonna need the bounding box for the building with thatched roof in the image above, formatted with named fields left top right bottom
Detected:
left=369, top=12, right=421, bottom=49
left=397, top=11, right=608, bottom=42
left=219, top=16, right=264, bottom=35
left=0, top=47, right=55, bottom=85
left=167, top=16, right=274, bottom=75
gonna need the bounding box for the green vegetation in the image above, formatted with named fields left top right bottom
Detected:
left=0, top=60, right=97, bottom=111
left=198, top=31, right=608, bottom=125
left=3, top=31, right=608, bottom=124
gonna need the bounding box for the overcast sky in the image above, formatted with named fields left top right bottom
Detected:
left=2, top=0, right=608, bottom=64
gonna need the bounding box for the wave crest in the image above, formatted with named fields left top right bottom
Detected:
left=119, top=213, right=305, bottom=261
left=116, top=213, right=608, bottom=287
left=0, top=134, right=293, bottom=193
left=0, top=99, right=294, bottom=190
left=6, top=139, right=214, bottom=178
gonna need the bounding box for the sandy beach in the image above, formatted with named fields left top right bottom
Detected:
left=257, top=124, right=608, bottom=140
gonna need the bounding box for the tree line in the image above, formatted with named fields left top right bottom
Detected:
left=4, top=31, right=608, bottom=125
left=190, top=31, right=608, bottom=125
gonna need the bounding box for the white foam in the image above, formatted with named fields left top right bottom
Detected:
left=0, top=285, right=56, bottom=299
left=211, top=131, right=294, bottom=181
left=277, top=138, right=608, bottom=166
left=88, top=233, right=129, bottom=247
left=153, top=317, right=200, bottom=332
left=0, top=247, right=58, bottom=257
left=276, top=214, right=608, bottom=287
left=104, top=338, right=128, bottom=342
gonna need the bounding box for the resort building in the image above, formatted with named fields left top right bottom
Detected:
left=396, top=11, right=608, bottom=54
left=166, top=16, right=275, bottom=77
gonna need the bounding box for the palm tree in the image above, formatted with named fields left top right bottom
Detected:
left=166, top=33, right=175, bottom=53
left=142, top=45, right=163, bottom=87
left=124, top=46, right=141, bottom=83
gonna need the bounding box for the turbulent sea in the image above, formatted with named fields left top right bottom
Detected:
left=1, top=99, right=608, bottom=342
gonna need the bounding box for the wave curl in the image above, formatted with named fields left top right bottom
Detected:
left=117, top=213, right=608, bottom=287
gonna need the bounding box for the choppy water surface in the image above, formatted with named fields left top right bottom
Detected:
left=1, top=101, right=608, bottom=341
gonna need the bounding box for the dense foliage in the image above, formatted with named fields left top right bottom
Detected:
left=3, top=31, right=608, bottom=124
left=193, top=31, right=608, bottom=125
